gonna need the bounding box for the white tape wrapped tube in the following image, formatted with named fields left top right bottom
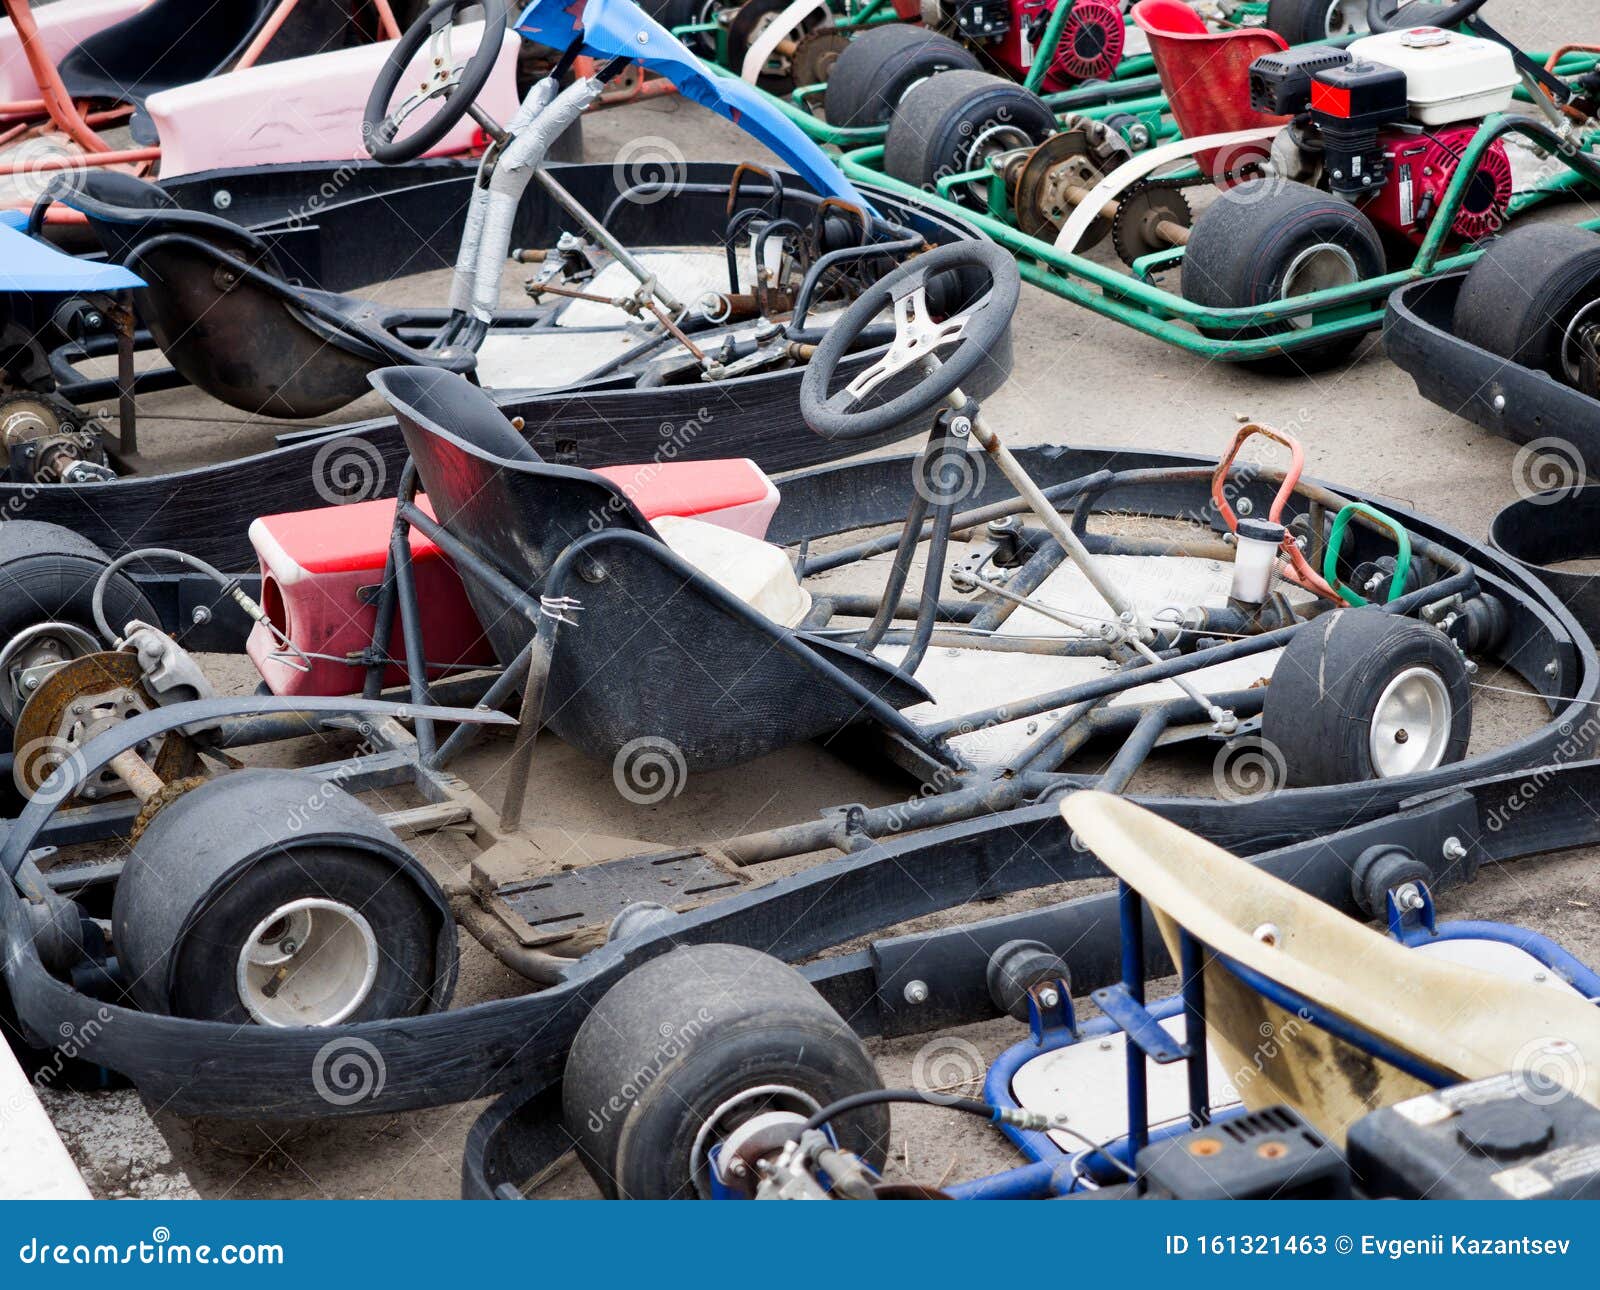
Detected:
left=471, top=76, right=605, bottom=321
left=448, top=74, right=563, bottom=317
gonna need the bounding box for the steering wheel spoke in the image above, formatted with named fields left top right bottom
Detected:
left=364, top=0, right=509, bottom=164
left=799, top=240, right=1019, bottom=441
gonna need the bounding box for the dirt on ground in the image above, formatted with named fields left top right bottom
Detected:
left=18, top=0, right=1600, bottom=1198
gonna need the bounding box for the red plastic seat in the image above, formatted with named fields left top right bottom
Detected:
left=1132, top=0, right=1289, bottom=176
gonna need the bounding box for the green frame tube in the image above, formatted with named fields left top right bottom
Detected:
left=840, top=112, right=1600, bottom=362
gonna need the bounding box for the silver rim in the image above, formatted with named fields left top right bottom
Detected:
left=960, top=122, right=1034, bottom=203
left=1368, top=665, right=1453, bottom=778
left=236, top=897, right=380, bottom=1027
left=1561, top=296, right=1600, bottom=387
left=1281, top=242, right=1360, bottom=329
left=0, top=621, right=98, bottom=724
left=689, top=1083, right=821, bottom=1197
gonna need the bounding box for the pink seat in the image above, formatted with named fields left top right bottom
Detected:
left=1132, top=0, right=1288, bottom=176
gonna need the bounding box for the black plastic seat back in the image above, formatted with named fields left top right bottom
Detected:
left=374, top=366, right=653, bottom=665
left=52, top=170, right=272, bottom=267
left=374, top=366, right=933, bottom=771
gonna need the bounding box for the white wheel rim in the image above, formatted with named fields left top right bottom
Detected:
left=960, top=122, right=1033, bottom=203
left=236, top=897, right=379, bottom=1027
left=1281, top=242, right=1360, bottom=328
left=1368, top=665, right=1453, bottom=778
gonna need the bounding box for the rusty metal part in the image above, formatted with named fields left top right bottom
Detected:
left=128, top=775, right=208, bottom=846
left=11, top=651, right=197, bottom=800
left=1008, top=128, right=1128, bottom=244
left=1543, top=46, right=1600, bottom=123
left=521, top=280, right=708, bottom=364
left=792, top=26, right=850, bottom=87
left=1112, top=183, right=1193, bottom=265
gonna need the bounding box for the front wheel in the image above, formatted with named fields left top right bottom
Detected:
left=1262, top=610, right=1472, bottom=787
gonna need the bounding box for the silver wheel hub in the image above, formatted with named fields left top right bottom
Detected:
left=1368, top=665, right=1452, bottom=778
left=1281, top=242, right=1360, bottom=329
left=237, top=897, right=379, bottom=1027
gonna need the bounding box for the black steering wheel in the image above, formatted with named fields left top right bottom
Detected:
left=799, top=240, right=1019, bottom=442
left=364, top=0, right=509, bottom=164
left=1366, top=0, right=1487, bottom=34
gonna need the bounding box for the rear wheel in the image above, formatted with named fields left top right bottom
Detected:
left=883, top=71, right=1057, bottom=207
left=1262, top=610, right=1471, bottom=787
left=1264, top=0, right=1369, bottom=44
left=727, top=0, right=828, bottom=90
left=823, top=25, right=980, bottom=127
left=563, top=943, right=888, bottom=1198
left=113, top=770, right=457, bottom=1025
left=1453, top=225, right=1600, bottom=392
left=0, top=522, right=150, bottom=736
left=1180, top=178, right=1385, bottom=372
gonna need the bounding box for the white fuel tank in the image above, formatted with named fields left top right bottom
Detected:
left=1348, top=26, right=1516, bottom=125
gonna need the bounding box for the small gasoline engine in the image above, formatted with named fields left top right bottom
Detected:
left=1249, top=25, right=1518, bottom=245
left=919, top=0, right=1125, bottom=90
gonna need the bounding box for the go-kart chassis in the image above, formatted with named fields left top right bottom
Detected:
left=1385, top=270, right=1600, bottom=468
left=0, top=439, right=1593, bottom=1130
left=841, top=107, right=1600, bottom=363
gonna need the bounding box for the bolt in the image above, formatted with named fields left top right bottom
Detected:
left=22, top=675, right=37, bottom=691
left=636, top=28, right=648, bottom=42
left=1545, top=660, right=1560, bottom=677
left=950, top=416, right=972, bottom=437
left=212, top=190, right=232, bottom=210
left=903, top=979, right=929, bottom=1005
left=1236, top=496, right=1254, bottom=517
left=1098, top=1039, right=1113, bottom=1050
left=1036, top=986, right=1060, bottom=1009
left=1492, top=393, right=1507, bottom=413
left=1442, top=836, right=1468, bottom=862
left=281, top=939, right=299, bottom=955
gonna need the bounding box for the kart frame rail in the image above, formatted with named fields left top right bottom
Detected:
left=0, top=440, right=1594, bottom=1125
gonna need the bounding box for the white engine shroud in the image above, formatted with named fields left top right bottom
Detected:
left=1348, top=26, right=1518, bottom=125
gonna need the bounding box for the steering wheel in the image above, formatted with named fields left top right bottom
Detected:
left=799, top=240, right=1019, bottom=442
left=1366, top=0, right=1487, bottom=34
left=364, top=0, right=509, bottom=165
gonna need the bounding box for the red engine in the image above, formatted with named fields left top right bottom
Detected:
left=1364, top=125, right=1514, bottom=247
left=982, top=0, right=1125, bottom=89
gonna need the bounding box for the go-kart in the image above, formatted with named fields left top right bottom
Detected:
left=0, top=0, right=517, bottom=199
left=0, top=236, right=1593, bottom=1135
left=0, top=0, right=991, bottom=575
left=1386, top=223, right=1600, bottom=467
left=498, top=795, right=1600, bottom=1200
left=671, top=0, right=1371, bottom=154
left=841, top=0, right=1600, bottom=368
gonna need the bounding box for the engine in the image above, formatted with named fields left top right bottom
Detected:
left=923, top=0, right=1123, bottom=89
left=1248, top=26, right=1517, bottom=246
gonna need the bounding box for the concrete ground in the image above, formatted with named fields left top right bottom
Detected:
left=19, top=0, right=1600, bottom=1198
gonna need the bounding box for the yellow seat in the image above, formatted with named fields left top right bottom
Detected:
left=1060, top=791, right=1600, bottom=1143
